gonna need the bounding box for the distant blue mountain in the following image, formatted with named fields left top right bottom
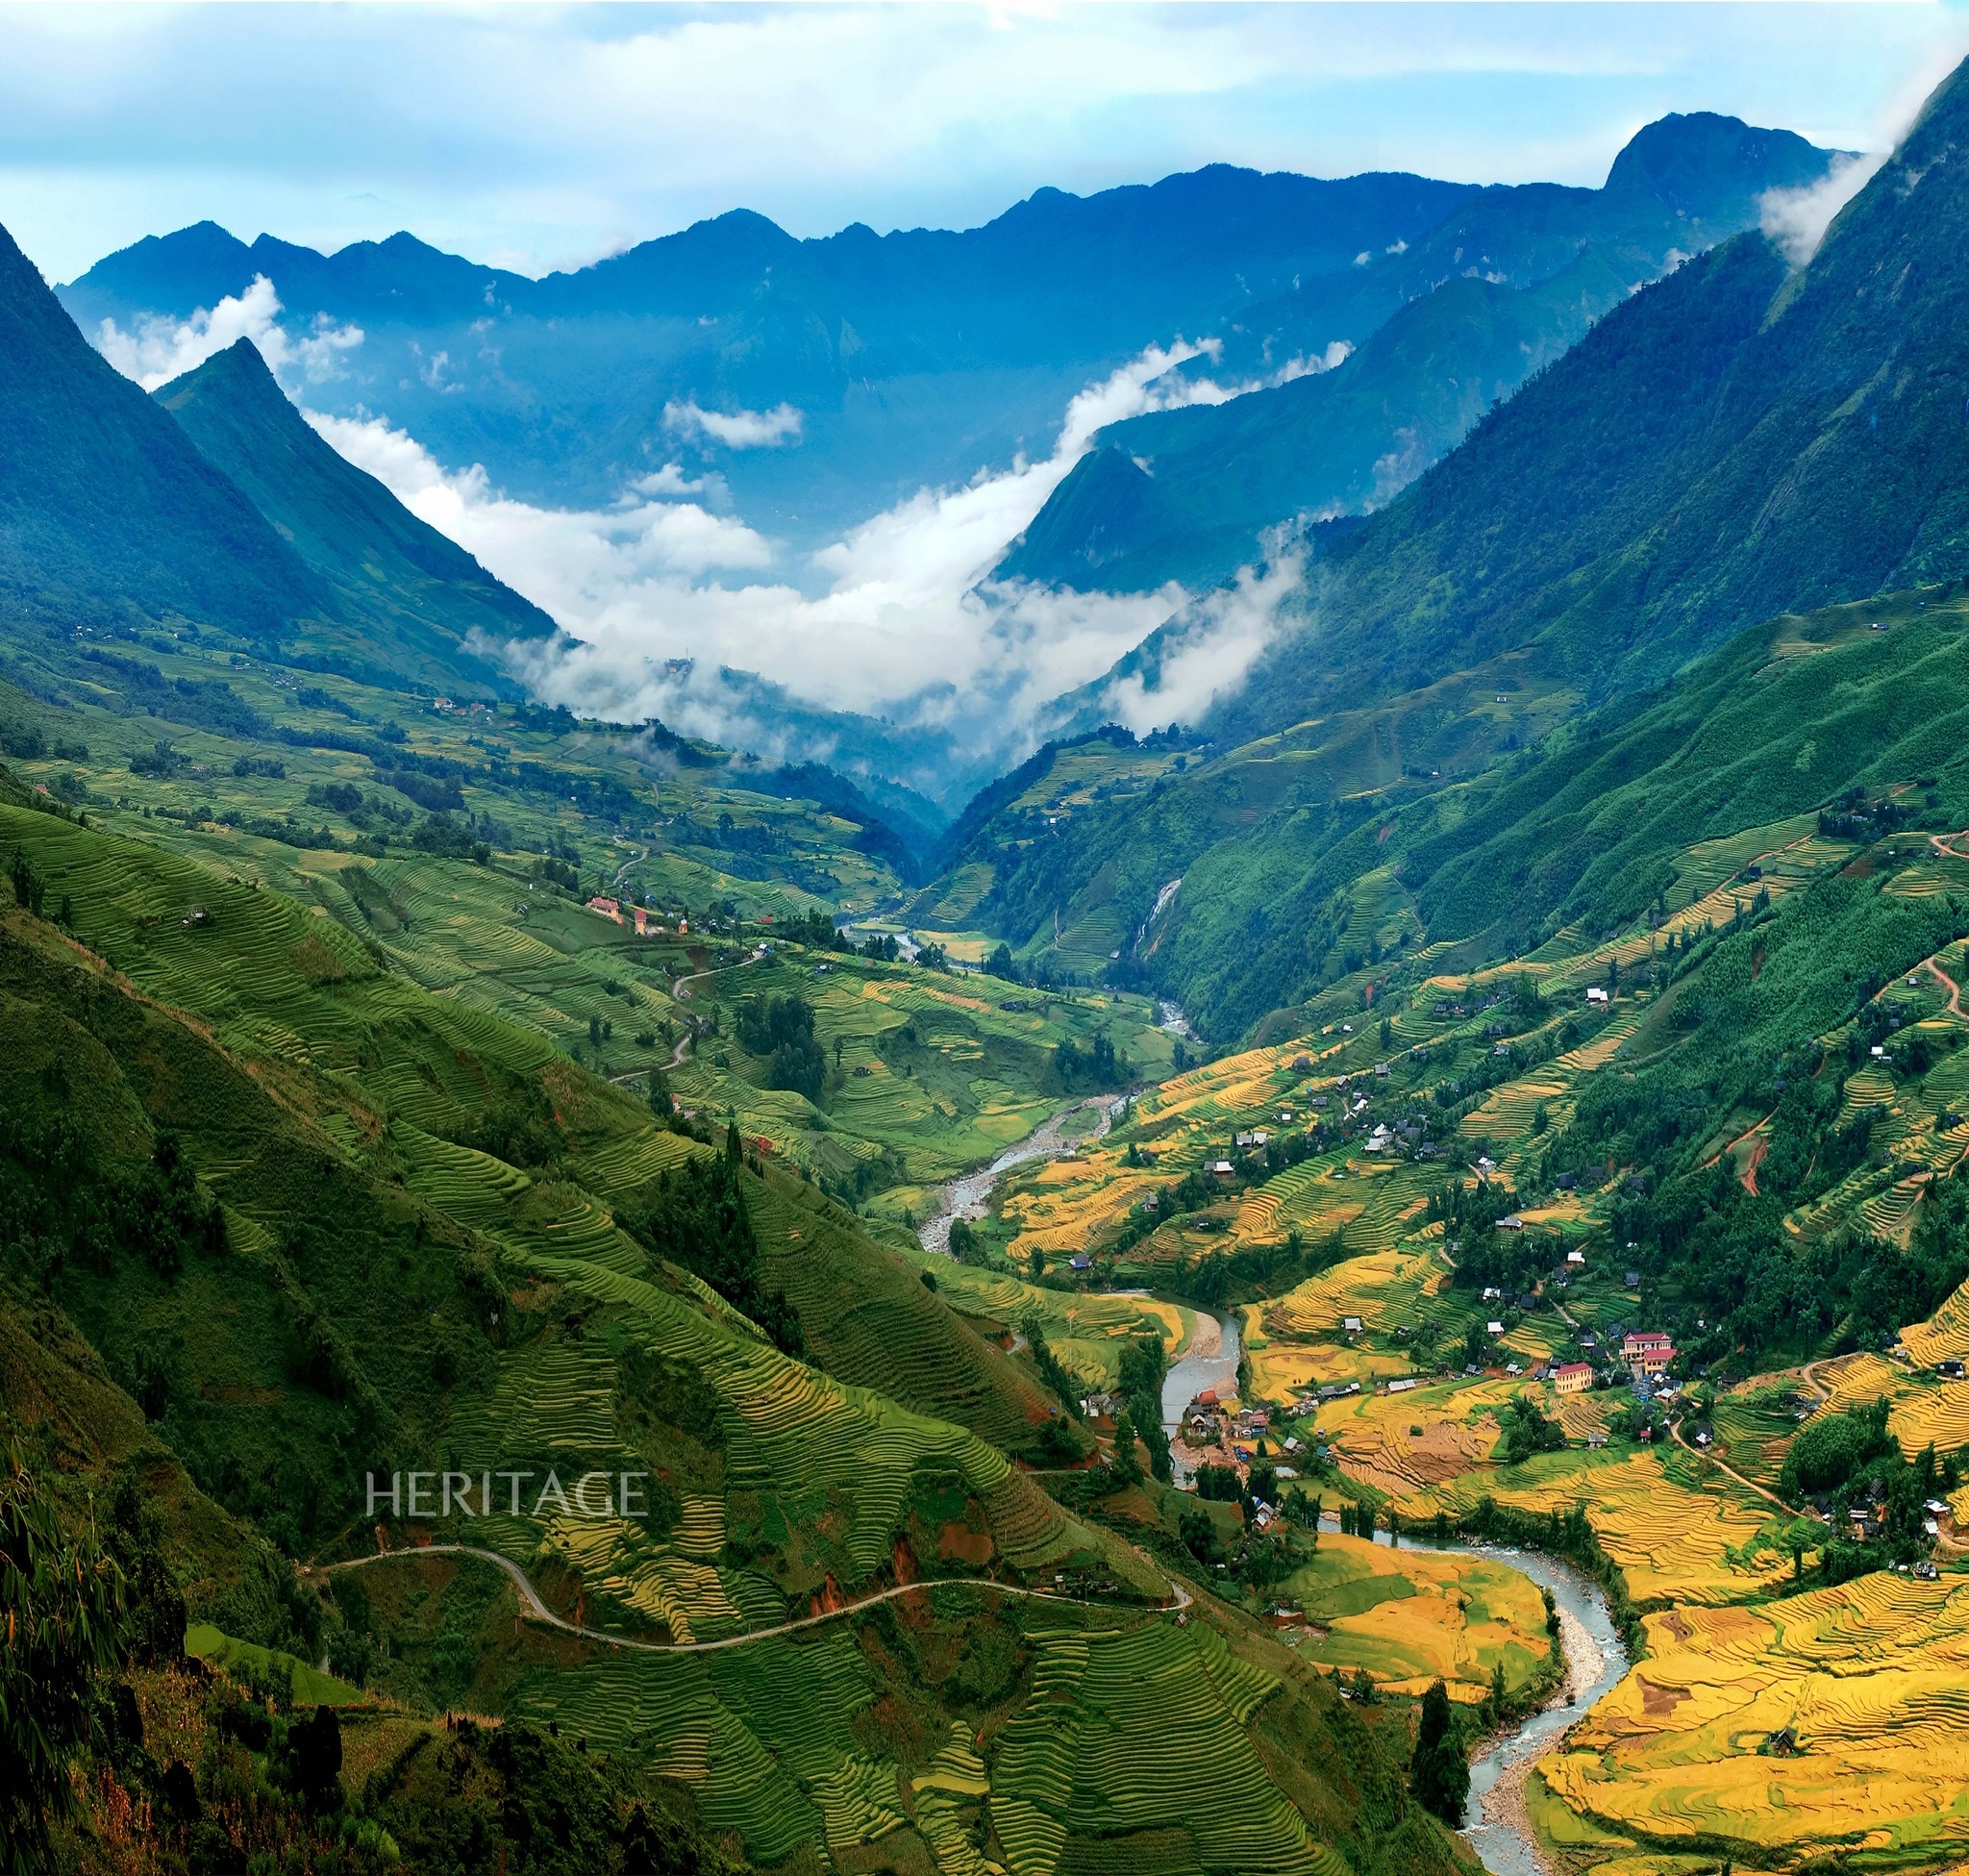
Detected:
left=61, top=167, right=1474, bottom=547
left=998, top=113, right=1835, bottom=592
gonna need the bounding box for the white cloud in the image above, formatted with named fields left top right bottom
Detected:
left=95, top=272, right=362, bottom=391
left=1097, top=543, right=1307, bottom=735
left=1758, top=150, right=1884, bottom=267
left=307, top=411, right=775, bottom=582
left=1758, top=35, right=1969, bottom=270
left=7, top=7, right=1961, bottom=285
left=663, top=399, right=805, bottom=449
left=304, top=337, right=1329, bottom=775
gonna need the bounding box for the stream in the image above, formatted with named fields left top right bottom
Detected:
left=1160, top=1309, right=1242, bottom=1477
left=915, top=1094, right=1119, bottom=1257
left=915, top=996, right=1195, bottom=1258
left=1344, top=1528, right=1629, bottom=1875
left=906, top=1021, right=1621, bottom=1872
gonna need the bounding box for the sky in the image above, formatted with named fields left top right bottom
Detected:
left=0, top=2, right=1965, bottom=285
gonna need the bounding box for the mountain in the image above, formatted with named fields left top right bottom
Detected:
left=154, top=337, right=556, bottom=689
left=0, top=219, right=318, bottom=639
left=1198, top=63, right=1969, bottom=749
left=998, top=113, right=1834, bottom=592
left=58, top=169, right=1481, bottom=543
left=952, top=56, right=1969, bottom=1038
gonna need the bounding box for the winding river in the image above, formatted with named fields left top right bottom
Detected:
left=915, top=1093, right=1120, bottom=1257
left=1344, top=1527, right=1629, bottom=1874
left=905, top=1046, right=1622, bottom=1874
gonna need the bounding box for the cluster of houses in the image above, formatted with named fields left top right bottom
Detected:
left=1172, top=1387, right=1295, bottom=1481
left=585, top=894, right=687, bottom=938
left=1543, top=1328, right=1677, bottom=1400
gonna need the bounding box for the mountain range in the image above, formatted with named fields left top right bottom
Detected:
left=17, top=48, right=1969, bottom=1876
left=60, top=114, right=1829, bottom=582
left=997, top=113, right=1834, bottom=592
left=964, top=56, right=1969, bottom=1038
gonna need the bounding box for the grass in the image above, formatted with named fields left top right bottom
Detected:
left=676, top=946, right=1175, bottom=1188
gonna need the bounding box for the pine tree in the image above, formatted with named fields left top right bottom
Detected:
left=1410, top=1678, right=1470, bottom=1825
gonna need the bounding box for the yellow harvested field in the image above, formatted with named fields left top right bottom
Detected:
left=1542, top=1573, right=1969, bottom=1868
left=998, top=1154, right=1163, bottom=1261
left=1318, top=1377, right=1510, bottom=1496
left=1284, top=1533, right=1555, bottom=1703
left=1885, top=1377, right=1969, bottom=1458
left=1407, top=1449, right=1791, bottom=1606
left=1902, top=1277, right=1969, bottom=1367
left=1810, top=1352, right=1906, bottom=1417
left=1241, top=1326, right=1411, bottom=1404
left=1269, top=1246, right=1451, bottom=1338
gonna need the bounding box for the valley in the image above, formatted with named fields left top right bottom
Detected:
left=12, top=34, right=1969, bottom=1876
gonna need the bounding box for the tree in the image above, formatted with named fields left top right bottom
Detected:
left=1, top=1448, right=130, bottom=1874
left=1179, top=1506, right=1218, bottom=1563
left=1409, top=1679, right=1470, bottom=1825
left=647, top=1065, right=676, bottom=1118
left=1109, top=1409, right=1144, bottom=1486
left=735, top=994, right=827, bottom=1103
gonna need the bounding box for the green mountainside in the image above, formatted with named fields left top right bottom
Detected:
left=0, top=216, right=1458, bottom=1867
left=156, top=338, right=556, bottom=693
left=20, top=59, right=1969, bottom=1876
left=1197, top=63, right=1969, bottom=749
left=964, top=57, right=1969, bottom=1042
left=0, top=220, right=320, bottom=640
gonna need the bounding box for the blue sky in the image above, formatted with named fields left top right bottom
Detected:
left=2, top=1, right=1962, bottom=282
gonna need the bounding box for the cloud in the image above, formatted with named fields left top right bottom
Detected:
left=663, top=400, right=805, bottom=448
left=7, top=7, right=1960, bottom=285
left=1758, top=36, right=1969, bottom=269
left=95, top=273, right=362, bottom=391
left=307, top=337, right=1311, bottom=779
left=1758, top=150, right=1885, bottom=267
left=308, top=410, right=776, bottom=583
left=1096, top=541, right=1307, bottom=735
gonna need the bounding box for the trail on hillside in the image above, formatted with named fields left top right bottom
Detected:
left=308, top=1540, right=1188, bottom=1655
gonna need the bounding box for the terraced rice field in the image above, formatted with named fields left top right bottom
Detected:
left=1707, top=1384, right=1803, bottom=1490
left=1317, top=1377, right=1508, bottom=1496
left=1284, top=1533, right=1554, bottom=1702
left=988, top=1619, right=1346, bottom=1876
left=1269, top=1247, right=1453, bottom=1338
left=1406, top=1449, right=1791, bottom=1606
left=1541, top=1573, right=1969, bottom=1868
left=1902, top=1277, right=1969, bottom=1366
left=685, top=955, right=1173, bottom=1184
left=919, top=1261, right=1187, bottom=1392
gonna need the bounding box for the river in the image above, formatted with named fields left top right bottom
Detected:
left=1338, top=1526, right=1628, bottom=1875
left=915, top=1099, right=1617, bottom=1874
left=915, top=1094, right=1119, bottom=1257
left=1160, top=1309, right=1242, bottom=1475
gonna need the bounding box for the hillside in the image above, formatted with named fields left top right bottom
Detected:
left=0, top=708, right=1481, bottom=1873
left=0, top=219, right=319, bottom=639
left=958, top=57, right=1969, bottom=1038
left=1188, top=58, right=1969, bottom=750
left=998, top=114, right=1831, bottom=592
left=155, top=337, right=556, bottom=693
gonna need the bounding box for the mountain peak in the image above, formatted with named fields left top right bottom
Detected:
left=1605, top=111, right=1831, bottom=212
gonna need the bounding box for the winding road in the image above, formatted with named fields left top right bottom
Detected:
left=1667, top=1415, right=1798, bottom=1516
left=305, top=1542, right=1189, bottom=1656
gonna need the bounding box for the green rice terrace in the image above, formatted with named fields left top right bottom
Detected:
left=0, top=766, right=1464, bottom=1875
